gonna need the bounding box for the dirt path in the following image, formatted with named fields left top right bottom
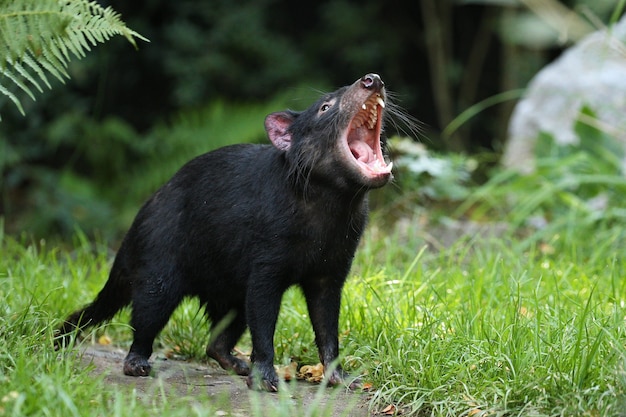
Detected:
left=79, top=344, right=373, bottom=416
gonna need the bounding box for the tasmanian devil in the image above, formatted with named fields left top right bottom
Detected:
left=55, top=73, right=394, bottom=392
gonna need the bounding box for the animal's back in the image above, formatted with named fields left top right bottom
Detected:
left=116, top=144, right=287, bottom=292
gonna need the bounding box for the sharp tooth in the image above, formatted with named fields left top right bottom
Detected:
left=376, top=96, right=385, bottom=108
left=362, top=104, right=367, bottom=110
left=387, top=161, right=393, bottom=171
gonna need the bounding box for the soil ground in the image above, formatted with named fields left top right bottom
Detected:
left=79, top=344, right=374, bottom=416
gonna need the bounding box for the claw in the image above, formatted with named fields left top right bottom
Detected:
left=246, top=374, right=278, bottom=392
left=123, top=352, right=152, bottom=376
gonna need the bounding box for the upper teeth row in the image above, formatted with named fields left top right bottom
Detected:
left=361, top=94, right=385, bottom=110
left=355, top=94, right=384, bottom=129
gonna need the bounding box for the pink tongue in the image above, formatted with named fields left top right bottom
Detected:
left=350, top=141, right=374, bottom=163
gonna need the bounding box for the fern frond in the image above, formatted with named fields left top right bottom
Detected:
left=0, top=83, right=24, bottom=115
left=0, top=0, right=148, bottom=118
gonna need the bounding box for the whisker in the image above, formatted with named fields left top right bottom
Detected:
left=383, top=91, right=426, bottom=141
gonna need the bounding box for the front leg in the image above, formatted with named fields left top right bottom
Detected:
left=245, top=278, right=284, bottom=392
left=302, top=276, right=361, bottom=389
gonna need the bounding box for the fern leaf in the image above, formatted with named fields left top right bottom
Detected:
left=12, top=58, right=44, bottom=93
left=21, top=54, right=53, bottom=90
left=0, top=0, right=148, bottom=117
left=1, top=65, right=37, bottom=101
left=37, top=49, right=69, bottom=84
left=0, top=83, right=25, bottom=117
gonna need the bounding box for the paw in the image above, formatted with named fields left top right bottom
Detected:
left=245, top=368, right=279, bottom=392
left=123, top=352, right=152, bottom=376
left=231, top=358, right=251, bottom=376
left=206, top=348, right=250, bottom=376
left=327, top=368, right=362, bottom=390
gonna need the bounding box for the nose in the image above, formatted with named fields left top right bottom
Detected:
left=361, top=73, right=384, bottom=90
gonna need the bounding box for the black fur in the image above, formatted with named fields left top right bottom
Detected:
left=56, top=74, right=392, bottom=391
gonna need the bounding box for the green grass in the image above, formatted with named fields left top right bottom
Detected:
left=2, top=208, right=626, bottom=416
left=349, top=220, right=626, bottom=416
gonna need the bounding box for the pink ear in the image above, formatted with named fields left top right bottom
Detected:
left=265, top=112, right=295, bottom=151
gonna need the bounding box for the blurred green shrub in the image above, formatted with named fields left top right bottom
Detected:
left=3, top=0, right=624, bottom=241
left=460, top=106, right=626, bottom=235
left=391, top=136, right=478, bottom=204
left=2, top=99, right=287, bottom=239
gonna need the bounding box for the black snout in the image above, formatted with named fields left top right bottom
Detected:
left=361, top=74, right=384, bottom=90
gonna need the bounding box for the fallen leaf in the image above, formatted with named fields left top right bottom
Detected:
left=298, top=363, right=325, bottom=383
left=468, top=408, right=484, bottom=416
left=164, top=345, right=183, bottom=359
left=97, top=335, right=112, bottom=345
left=275, top=361, right=298, bottom=381
left=381, top=404, right=398, bottom=415
left=464, top=395, right=483, bottom=416
left=362, top=381, right=374, bottom=391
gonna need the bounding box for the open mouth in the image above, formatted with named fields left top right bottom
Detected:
left=342, top=93, right=393, bottom=181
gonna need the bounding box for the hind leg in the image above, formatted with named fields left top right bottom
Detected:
left=206, top=310, right=249, bottom=376
left=123, top=280, right=184, bottom=376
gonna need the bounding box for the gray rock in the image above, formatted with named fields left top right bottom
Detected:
left=502, top=17, right=626, bottom=173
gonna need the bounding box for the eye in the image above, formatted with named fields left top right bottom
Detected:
left=320, top=103, right=332, bottom=112
left=318, top=97, right=336, bottom=115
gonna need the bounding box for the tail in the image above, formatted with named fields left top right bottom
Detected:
left=55, top=267, right=132, bottom=349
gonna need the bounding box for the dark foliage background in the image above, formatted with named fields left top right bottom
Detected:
left=0, top=0, right=618, bottom=238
